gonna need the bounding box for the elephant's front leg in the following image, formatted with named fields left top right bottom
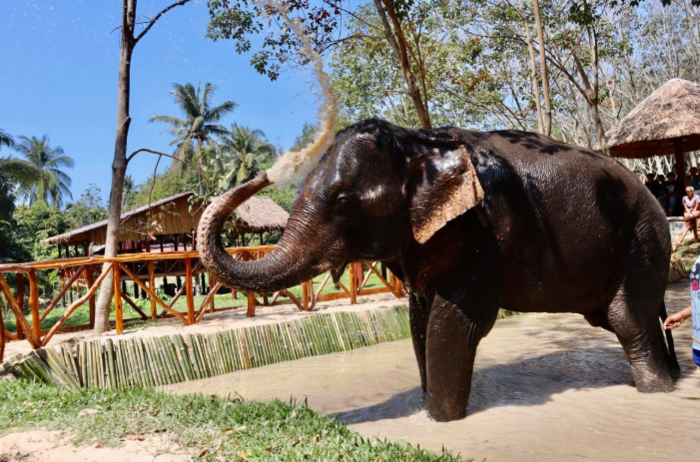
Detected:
left=408, top=293, right=429, bottom=393
left=425, top=293, right=498, bottom=422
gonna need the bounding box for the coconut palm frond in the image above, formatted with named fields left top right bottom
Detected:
left=0, top=129, right=14, bottom=150
left=11, top=135, right=73, bottom=207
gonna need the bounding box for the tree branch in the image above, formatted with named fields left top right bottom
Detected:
left=126, top=148, right=191, bottom=165
left=134, top=0, right=192, bottom=44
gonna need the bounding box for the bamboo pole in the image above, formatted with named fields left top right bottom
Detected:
left=119, top=264, right=188, bottom=324
left=0, top=274, right=38, bottom=348
left=40, top=266, right=85, bottom=323
left=113, top=264, right=124, bottom=334
left=246, top=293, right=256, bottom=317
left=15, top=273, right=25, bottom=341
left=148, top=261, right=157, bottom=320
left=348, top=264, right=358, bottom=305
left=28, top=270, right=41, bottom=342
left=185, top=258, right=195, bottom=325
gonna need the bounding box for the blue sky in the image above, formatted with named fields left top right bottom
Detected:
left=1, top=0, right=321, bottom=204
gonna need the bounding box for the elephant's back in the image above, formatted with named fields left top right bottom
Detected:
left=455, top=128, right=670, bottom=313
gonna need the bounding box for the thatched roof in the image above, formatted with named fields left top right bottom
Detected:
left=606, top=79, right=700, bottom=159
left=42, top=192, right=289, bottom=246
left=233, top=196, right=289, bottom=233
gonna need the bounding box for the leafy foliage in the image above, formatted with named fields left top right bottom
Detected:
left=9, top=135, right=74, bottom=208
left=216, top=123, right=276, bottom=187
left=149, top=82, right=237, bottom=179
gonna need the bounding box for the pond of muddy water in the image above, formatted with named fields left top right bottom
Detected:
left=166, top=286, right=700, bottom=461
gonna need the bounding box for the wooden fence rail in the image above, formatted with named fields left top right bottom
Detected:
left=0, top=246, right=404, bottom=361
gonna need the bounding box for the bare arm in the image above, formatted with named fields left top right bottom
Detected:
left=664, top=306, right=692, bottom=330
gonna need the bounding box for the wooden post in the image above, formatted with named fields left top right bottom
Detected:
left=348, top=263, right=358, bottom=305
left=246, top=293, right=256, bottom=317
left=73, top=244, right=80, bottom=258
left=113, top=264, right=124, bottom=334
left=185, top=258, right=195, bottom=325
left=159, top=236, right=164, bottom=253
left=148, top=260, right=156, bottom=320
left=0, top=300, right=5, bottom=362
left=28, top=270, right=40, bottom=341
left=208, top=273, right=216, bottom=312
left=15, top=274, right=24, bottom=340
left=301, top=281, right=309, bottom=310
left=83, top=241, right=89, bottom=256
left=57, top=245, right=62, bottom=259
left=675, top=139, right=687, bottom=190
left=86, top=266, right=96, bottom=329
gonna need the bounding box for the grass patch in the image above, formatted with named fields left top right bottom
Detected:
left=0, top=380, right=465, bottom=461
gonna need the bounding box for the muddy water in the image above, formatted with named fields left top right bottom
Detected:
left=165, top=285, right=700, bottom=461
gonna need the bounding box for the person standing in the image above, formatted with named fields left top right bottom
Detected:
left=689, top=167, right=700, bottom=191
left=683, top=186, right=700, bottom=243
left=645, top=172, right=662, bottom=198
left=664, top=255, right=700, bottom=368
left=664, top=172, right=683, bottom=215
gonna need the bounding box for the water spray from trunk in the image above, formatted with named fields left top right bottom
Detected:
left=258, top=0, right=339, bottom=187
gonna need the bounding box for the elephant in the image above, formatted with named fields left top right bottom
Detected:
left=198, top=119, right=680, bottom=422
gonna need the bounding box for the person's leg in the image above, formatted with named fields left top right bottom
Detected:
left=659, top=196, right=669, bottom=215
left=670, top=195, right=678, bottom=215
left=693, top=349, right=700, bottom=367
left=692, top=211, right=700, bottom=242
left=684, top=211, right=692, bottom=230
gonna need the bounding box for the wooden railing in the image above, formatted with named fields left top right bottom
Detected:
left=0, top=246, right=405, bottom=361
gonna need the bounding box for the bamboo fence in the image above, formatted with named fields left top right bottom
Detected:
left=0, top=245, right=405, bottom=361
left=0, top=306, right=411, bottom=389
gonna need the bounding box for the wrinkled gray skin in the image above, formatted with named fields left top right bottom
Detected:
left=199, top=119, right=679, bottom=422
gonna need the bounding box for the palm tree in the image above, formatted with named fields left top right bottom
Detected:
left=11, top=135, right=74, bottom=208
left=218, top=124, right=276, bottom=188
left=149, top=83, right=237, bottom=194
left=0, top=129, right=14, bottom=150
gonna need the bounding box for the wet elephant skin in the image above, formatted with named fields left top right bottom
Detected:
left=198, top=119, right=678, bottom=422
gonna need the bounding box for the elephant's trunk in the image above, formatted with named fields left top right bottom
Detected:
left=198, top=171, right=326, bottom=294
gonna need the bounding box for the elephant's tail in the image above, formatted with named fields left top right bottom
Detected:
left=660, top=301, right=681, bottom=380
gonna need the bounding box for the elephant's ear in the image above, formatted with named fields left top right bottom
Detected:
left=405, top=140, right=484, bottom=244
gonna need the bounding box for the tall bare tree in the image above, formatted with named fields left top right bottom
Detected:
left=94, top=0, right=191, bottom=334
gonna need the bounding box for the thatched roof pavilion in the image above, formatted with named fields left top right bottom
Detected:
left=42, top=191, right=289, bottom=256
left=605, top=78, right=700, bottom=186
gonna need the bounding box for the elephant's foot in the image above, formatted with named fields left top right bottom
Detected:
left=632, top=363, right=674, bottom=393
left=425, top=393, right=468, bottom=422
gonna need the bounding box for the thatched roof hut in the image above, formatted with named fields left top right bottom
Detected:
left=606, top=79, right=700, bottom=158
left=42, top=192, right=289, bottom=250
left=233, top=196, right=289, bottom=233
left=605, top=78, right=700, bottom=186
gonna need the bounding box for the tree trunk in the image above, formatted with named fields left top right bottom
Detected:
left=532, top=0, right=551, bottom=136
left=94, top=0, right=190, bottom=334
left=517, top=0, right=544, bottom=134
left=373, top=0, right=431, bottom=129
left=94, top=0, right=136, bottom=334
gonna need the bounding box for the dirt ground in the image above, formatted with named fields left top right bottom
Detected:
left=0, top=430, right=191, bottom=462
left=3, top=293, right=406, bottom=359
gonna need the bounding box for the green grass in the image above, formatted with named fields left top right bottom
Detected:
left=3, top=270, right=389, bottom=334
left=0, top=380, right=466, bottom=461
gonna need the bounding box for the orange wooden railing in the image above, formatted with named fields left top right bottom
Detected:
left=0, top=246, right=405, bottom=361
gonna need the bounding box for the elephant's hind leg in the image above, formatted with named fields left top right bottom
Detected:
left=607, top=282, right=673, bottom=393
left=424, top=292, right=499, bottom=422
left=408, top=293, right=429, bottom=393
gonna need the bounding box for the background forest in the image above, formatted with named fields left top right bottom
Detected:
left=3, top=0, right=700, bottom=267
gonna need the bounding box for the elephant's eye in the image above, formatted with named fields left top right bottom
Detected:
left=334, top=193, right=353, bottom=212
